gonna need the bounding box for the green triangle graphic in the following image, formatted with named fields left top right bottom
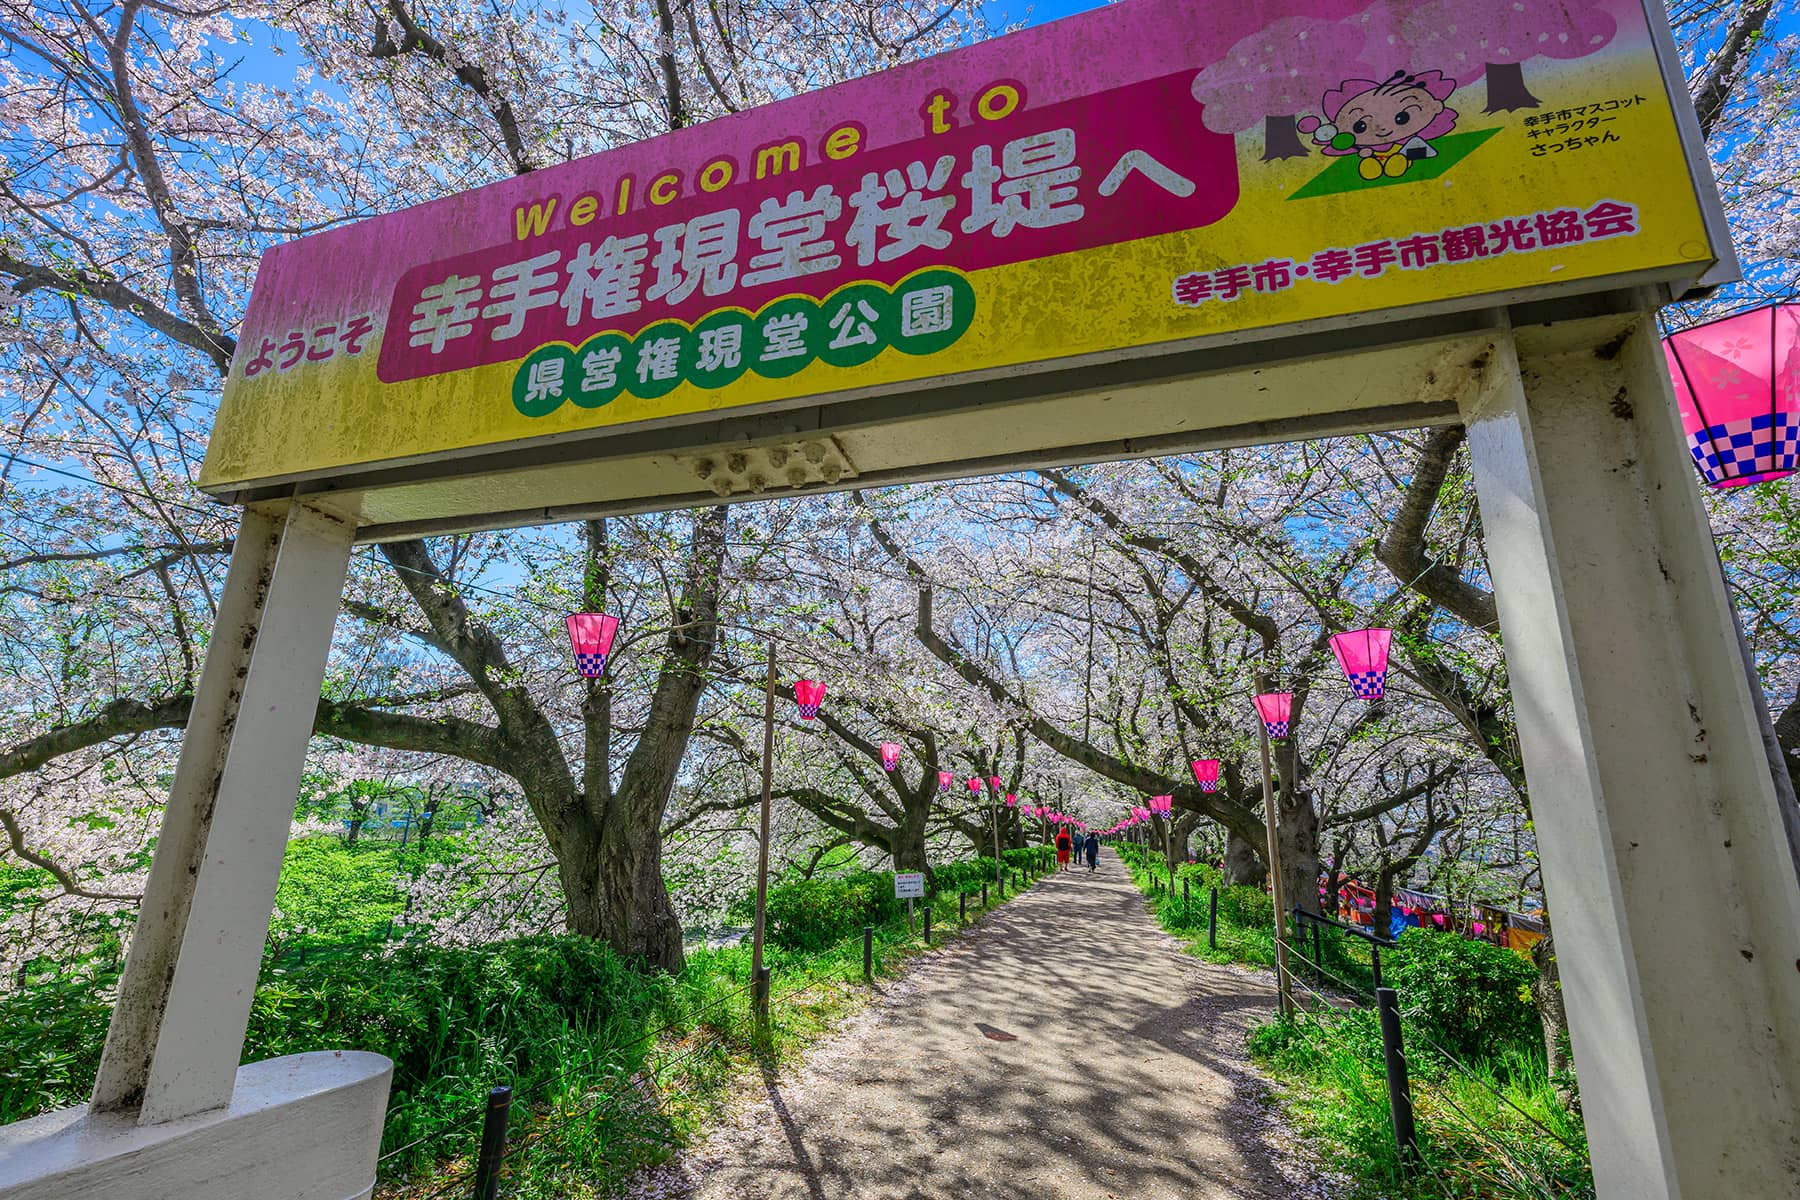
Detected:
left=1287, top=127, right=1503, bottom=201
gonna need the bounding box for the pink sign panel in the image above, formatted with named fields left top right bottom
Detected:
left=378, top=72, right=1237, bottom=386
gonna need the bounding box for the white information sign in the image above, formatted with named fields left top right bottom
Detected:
left=894, top=872, right=926, bottom=900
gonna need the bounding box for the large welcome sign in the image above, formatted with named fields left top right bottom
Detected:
left=202, top=0, right=1723, bottom=494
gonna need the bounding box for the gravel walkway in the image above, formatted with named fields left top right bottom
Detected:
left=627, top=856, right=1327, bottom=1200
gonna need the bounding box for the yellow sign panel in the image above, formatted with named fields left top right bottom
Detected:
left=203, top=0, right=1723, bottom=493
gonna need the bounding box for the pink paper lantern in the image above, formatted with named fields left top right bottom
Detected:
left=1005, top=793, right=1017, bottom=806
left=1149, top=795, right=1172, bottom=816
left=1329, top=628, right=1394, bottom=700
left=793, top=679, right=826, bottom=719
left=1663, top=304, right=1799, bottom=487
left=1191, top=759, right=1221, bottom=792
left=880, top=742, right=901, bottom=771
left=967, top=777, right=981, bottom=793
left=987, top=775, right=1002, bottom=791
left=938, top=770, right=953, bottom=791
left=566, top=612, right=620, bottom=678
left=1252, top=692, right=1293, bottom=740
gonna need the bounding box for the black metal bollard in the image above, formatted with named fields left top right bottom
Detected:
left=982, top=882, right=989, bottom=907
left=1207, top=886, right=1219, bottom=951
left=999, top=873, right=1006, bottom=898
left=959, top=891, right=967, bottom=923
left=471, top=1085, right=512, bottom=1200
left=1183, top=877, right=1190, bottom=916
left=923, top=906, right=933, bottom=944
left=863, top=924, right=874, bottom=981
left=1376, top=987, right=1419, bottom=1167
left=754, top=965, right=771, bottom=1020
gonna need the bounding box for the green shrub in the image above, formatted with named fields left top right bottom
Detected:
left=762, top=872, right=901, bottom=951
left=930, top=856, right=998, bottom=894
left=268, top=836, right=407, bottom=951
left=247, top=935, right=674, bottom=1170
left=0, top=952, right=117, bottom=1124
left=1001, top=846, right=1050, bottom=870
left=1384, top=927, right=1539, bottom=1061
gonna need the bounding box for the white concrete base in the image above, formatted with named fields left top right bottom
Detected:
left=0, top=1052, right=392, bottom=1200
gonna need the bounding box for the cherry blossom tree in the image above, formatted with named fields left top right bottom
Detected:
left=0, top=0, right=982, bottom=973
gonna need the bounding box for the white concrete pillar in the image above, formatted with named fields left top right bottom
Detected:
left=1461, top=311, right=1800, bottom=1198
left=91, top=501, right=358, bottom=1123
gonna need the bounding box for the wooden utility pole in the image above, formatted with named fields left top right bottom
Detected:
left=751, top=638, right=776, bottom=1024
left=991, top=796, right=1002, bottom=883
left=1162, top=812, right=1174, bottom=888
left=1258, top=719, right=1293, bottom=1018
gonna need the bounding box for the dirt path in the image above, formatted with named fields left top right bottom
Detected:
left=631, top=856, right=1328, bottom=1200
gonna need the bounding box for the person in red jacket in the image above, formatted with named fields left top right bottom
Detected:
left=1055, top=827, right=1073, bottom=869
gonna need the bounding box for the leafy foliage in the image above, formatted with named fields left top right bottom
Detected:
left=761, top=871, right=904, bottom=951
left=1383, top=927, right=1540, bottom=1061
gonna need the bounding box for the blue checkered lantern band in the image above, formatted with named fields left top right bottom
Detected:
left=1664, top=304, right=1798, bottom=488
left=793, top=679, right=826, bottom=720
left=1253, top=691, right=1294, bottom=740
left=1329, top=628, right=1394, bottom=701
left=566, top=612, right=620, bottom=678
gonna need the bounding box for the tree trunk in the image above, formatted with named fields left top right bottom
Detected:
left=1531, top=933, right=1578, bottom=1108
left=1274, top=733, right=1322, bottom=917
left=1224, top=827, right=1265, bottom=886
left=1373, top=866, right=1397, bottom=939
left=1171, top=811, right=1200, bottom=865
left=1277, top=793, right=1321, bottom=920
left=1263, top=114, right=1308, bottom=160
left=1484, top=62, right=1541, bottom=112
left=563, top=814, right=685, bottom=969
left=559, top=506, right=728, bottom=973
left=894, top=822, right=930, bottom=879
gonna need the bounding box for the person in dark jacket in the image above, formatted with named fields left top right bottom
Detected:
left=1084, top=831, right=1100, bottom=870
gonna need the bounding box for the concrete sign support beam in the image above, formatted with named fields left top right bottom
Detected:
left=1, top=502, right=393, bottom=1200
left=93, top=501, right=361, bottom=1123
left=1463, top=311, right=1800, bottom=1198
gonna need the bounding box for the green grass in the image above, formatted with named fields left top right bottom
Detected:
left=1116, top=845, right=1592, bottom=1200
left=267, top=835, right=460, bottom=959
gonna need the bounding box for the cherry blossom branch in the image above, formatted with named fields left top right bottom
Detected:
left=1375, top=427, right=1500, bottom=632
left=0, top=249, right=236, bottom=373
left=1691, top=0, right=1773, bottom=139
left=1037, top=469, right=1282, bottom=655
left=0, top=805, right=143, bottom=902
left=101, top=1, right=236, bottom=368
left=372, top=0, right=538, bottom=174
left=0, top=539, right=233, bottom=574
left=1325, top=763, right=1458, bottom=828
